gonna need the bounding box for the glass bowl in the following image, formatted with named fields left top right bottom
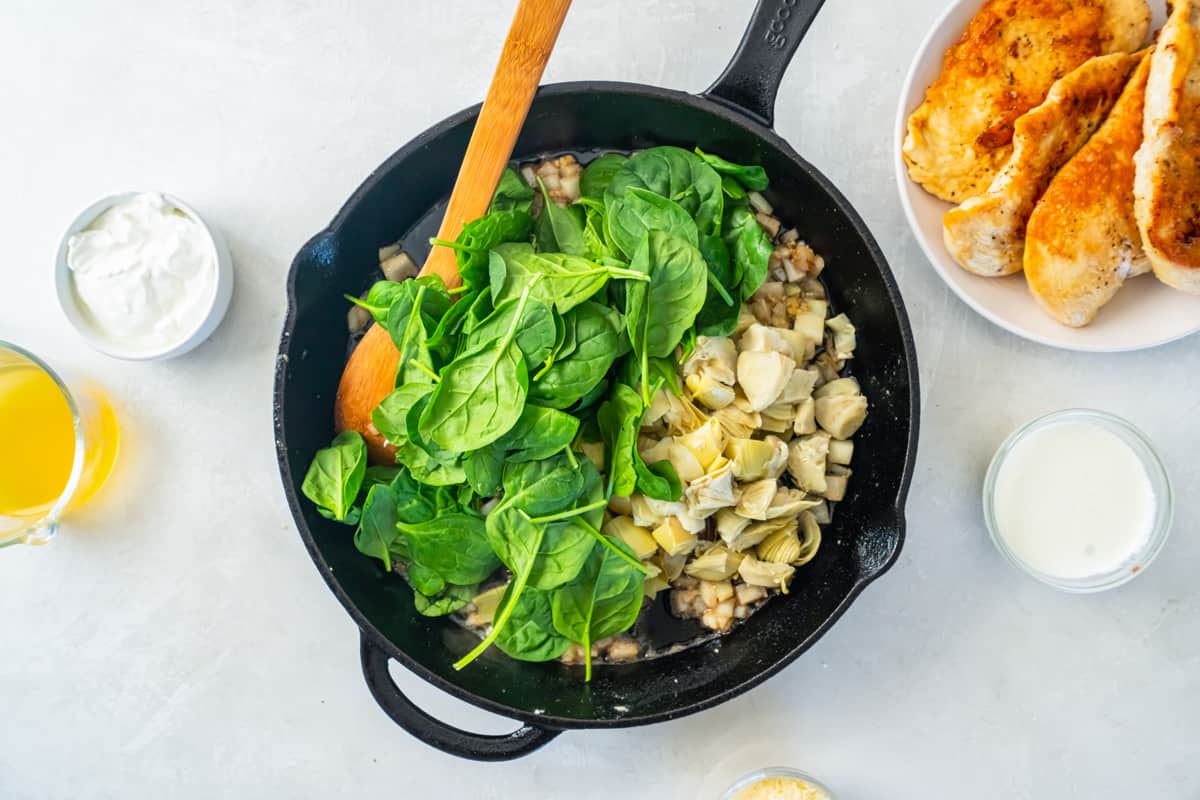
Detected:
left=720, top=767, right=836, bottom=799
left=982, top=408, right=1173, bottom=593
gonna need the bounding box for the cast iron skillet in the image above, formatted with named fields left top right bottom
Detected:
left=275, top=0, right=919, bottom=761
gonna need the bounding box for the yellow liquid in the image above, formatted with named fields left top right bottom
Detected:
left=0, top=363, right=118, bottom=518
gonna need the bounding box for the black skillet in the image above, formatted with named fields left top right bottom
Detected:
left=274, top=0, right=920, bottom=761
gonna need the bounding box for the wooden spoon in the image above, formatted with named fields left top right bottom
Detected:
left=334, top=0, right=572, bottom=464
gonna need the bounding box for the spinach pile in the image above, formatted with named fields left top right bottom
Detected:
left=304, top=146, right=773, bottom=679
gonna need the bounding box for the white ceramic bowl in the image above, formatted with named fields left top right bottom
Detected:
left=55, top=192, right=234, bottom=361
left=894, top=0, right=1200, bottom=352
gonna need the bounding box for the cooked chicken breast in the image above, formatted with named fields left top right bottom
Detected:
left=943, top=51, right=1142, bottom=277
left=1024, top=51, right=1153, bottom=326
left=1134, top=0, right=1200, bottom=293
left=903, top=0, right=1150, bottom=203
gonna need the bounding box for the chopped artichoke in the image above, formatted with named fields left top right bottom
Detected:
left=764, top=487, right=822, bottom=519
left=757, top=527, right=802, bottom=564
left=738, top=554, right=796, bottom=591
left=778, top=368, right=819, bottom=404
left=639, top=435, right=673, bottom=465
left=788, top=432, right=830, bottom=494
left=713, top=402, right=762, bottom=439
left=675, top=509, right=708, bottom=534
left=652, top=516, right=698, bottom=557
left=644, top=385, right=673, bottom=427
left=825, top=313, right=856, bottom=360
left=792, top=298, right=828, bottom=353
left=607, top=494, right=633, bottom=516
left=630, top=493, right=669, bottom=528
left=661, top=391, right=709, bottom=436
left=813, top=376, right=861, bottom=398
left=715, top=508, right=752, bottom=547
left=828, top=438, right=854, bottom=465
left=655, top=550, right=688, bottom=581
left=469, top=583, right=509, bottom=626
left=735, top=306, right=758, bottom=335
left=684, top=459, right=739, bottom=518
left=810, top=498, right=832, bottom=525
left=683, top=336, right=737, bottom=385
left=739, top=324, right=807, bottom=363
left=794, top=510, right=821, bottom=566
left=727, top=517, right=792, bottom=552
left=686, top=373, right=735, bottom=409
left=762, top=435, right=789, bottom=479
left=737, top=350, right=796, bottom=411
left=821, top=465, right=852, bottom=502
left=675, top=418, right=726, bottom=470
left=603, top=516, right=658, bottom=560
left=758, top=407, right=794, bottom=433
left=575, top=439, right=606, bottom=471
left=644, top=573, right=671, bottom=599
left=735, top=478, right=778, bottom=520
left=684, top=544, right=745, bottom=581
left=815, top=394, right=868, bottom=440
left=725, top=438, right=778, bottom=481
left=813, top=350, right=841, bottom=384
left=794, top=397, right=816, bottom=435
left=666, top=443, right=705, bottom=483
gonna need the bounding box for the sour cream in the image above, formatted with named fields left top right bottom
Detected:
left=66, top=193, right=216, bottom=351
left=990, top=417, right=1157, bottom=581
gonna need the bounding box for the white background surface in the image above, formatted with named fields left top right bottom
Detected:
left=2, top=1, right=1197, bottom=798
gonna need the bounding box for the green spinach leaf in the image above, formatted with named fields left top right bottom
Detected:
left=694, top=147, right=769, bottom=192
left=494, top=455, right=586, bottom=518
left=597, top=383, right=642, bottom=498
left=534, top=178, right=586, bottom=256
left=580, top=153, right=627, bottom=200
left=494, top=585, right=572, bottom=661
left=301, top=430, right=367, bottom=523
left=606, top=146, right=723, bottom=236
left=488, top=243, right=647, bottom=315
left=346, top=280, right=407, bottom=325
left=353, top=483, right=400, bottom=570
left=490, top=167, right=534, bottom=213
left=463, top=295, right=556, bottom=371
left=529, top=302, right=622, bottom=409
left=398, top=513, right=500, bottom=585
left=413, top=582, right=477, bottom=617
left=604, top=186, right=698, bottom=259
left=724, top=206, right=772, bottom=301
left=463, top=444, right=504, bottom=497
left=407, top=562, right=446, bottom=597
left=440, top=209, right=535, bottom=290
left=495, top=405, right=580, bottom=462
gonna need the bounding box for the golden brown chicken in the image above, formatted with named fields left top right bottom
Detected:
left=1024, top=51, right=1153, bottom=326
left=903, top=0, right=1150, bottom=203
left=943, top=51, right=1142, bottom=277
left=1134, top=0, right=1200, bottom=293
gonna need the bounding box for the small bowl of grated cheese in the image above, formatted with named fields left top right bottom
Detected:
left=55, top=192, right=233, bottom=360
left=721, top=767, right=835, bottom=800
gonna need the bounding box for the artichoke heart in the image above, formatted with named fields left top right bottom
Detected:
left=738, top=554, right=796, bottom=591
left=757, top=527, right=802, bottom=564
left=764, top=487, right=822, bottom=519
left=825, top=313, right=856, bottom=360
left=652, top=516, right=698, bottom=557
left=788, top=432, right=830, bottom=494
left=728, top=516, right=795, bottom=553
left=737, top=350, right=796, bottom=411
left=735, top=478, right=778, bottom=520
left=713, top=402, right=762, bottom=439
left=667, top=443, right=706, bottom=483
left=715, top=508, right=752, bottom=547
left=683, top=335, right=737, bottom=385
left=676, top=418, right=726, bottom=470
left=686, top=372, right=735, bottom=410
left=778, top=368, right=819, bottom=403
left=469, top=583, right=509, bottom=626
left=684, top=458, right=738, bottom=518
left=794, top=397, right=816, bottom=435
left=815, top=393, right=868, bottom=440
left=603, top=516, right=658, bottom=561
left=795, top=510, right=822, bottom=566
left=684, top=544, right=745, bottom=581
left=792, top=298, right=828, bottom=353
left=725, top=438, right=778, bottom=481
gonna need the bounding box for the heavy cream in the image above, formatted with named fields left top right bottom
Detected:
left=67, top=193, right=216, bottom=352
left=991, top=420, right=1156, bottom=580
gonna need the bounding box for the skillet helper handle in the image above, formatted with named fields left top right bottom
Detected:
left=359, top=635, right=561, bottom=761
left=421, top=0, right=573, bottom=288
left=704, top=0, right=827, bottom=127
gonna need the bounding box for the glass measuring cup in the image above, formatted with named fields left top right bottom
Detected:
left=0, top=341, right=119, bottom=547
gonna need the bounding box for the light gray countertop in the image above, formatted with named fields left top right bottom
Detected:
left=3, top=1, right=1197, bottom=797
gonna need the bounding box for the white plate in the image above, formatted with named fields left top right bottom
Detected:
left=893, top=0, right=1200, bottom=352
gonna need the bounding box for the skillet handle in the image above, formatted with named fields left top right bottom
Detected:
left=359, top=634, right=561, bottom=761
left=704, top=0, right=827, bottom=127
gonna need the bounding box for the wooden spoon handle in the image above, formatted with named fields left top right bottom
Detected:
left=421, top=0, right=573, bottom=287
left=335, top=0, right=572, bottom=463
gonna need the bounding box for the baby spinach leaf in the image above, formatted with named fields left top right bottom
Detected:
left=463, top=295, right=556, bottom=371
left=721, top=174, right=747, bottom=199
left=427, top=288, right=477, bottom=350
left=572, top=377, right=610, bottom=413
left=353, top=484, right=400, bottom=570
left=398, top=513, right=500, bottom=585
left=607, top=146, right=723, bottom=236
left=694, top=147, right=769, bottom=192
left=464, top=444, right=504, bottom=497
left=551, top=539, right=646, bottom=680
left=388, top=469, right=437, bottom=525
left=301, top=430, right=367, bottom=523
left=419, top=289, right=532, bottom=452
left=407, top=562, right=446, bottom=597
left=495, top=585, right=572, bottom=662
left=633, top=450, right=682, bottom=502
left=617, top=356, right=681, bottom=397
left=346, top=280, right=407, bottom=325
left=490, top=167, right=534, bottom=213
left=624, top=230, right=708, bottom=401
left=534, top=178, right=586, bottom=256
left=724, top=205, right=772, bottom=301
left=495, top=454, right=586, bottom=518
left=371, top=384, right=431, bottom=450
left=597, top=383, right=643, bottom=498
left=527, top=461, right=603, bottom=590
left=495, top=405, right=580, bottom=463
left=363, top=465, right=402, bottom=491
left=461, top=288, right=494, bottom=335
left=528, top=302, right=621, bottom=409
left=488, top=244, right=647, bottom=315
left=388, top=285, right=438, bottom=386
left=604, top=186, right=698, bottom=259
left=580, top=152, right=627, bottom=200
left=413, top=583, right=477, bottom=617
left=696, top=233, right=740, bottom=336
left=441, top=208, right=535, bottom=290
